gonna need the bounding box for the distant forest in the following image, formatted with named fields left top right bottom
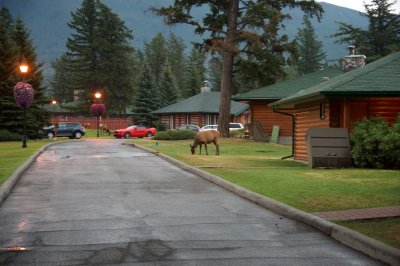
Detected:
left=3, top=0, right=368, bottom=81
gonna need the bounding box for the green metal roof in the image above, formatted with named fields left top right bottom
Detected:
left=273, top=51, right=400, bottom=108
left=232, top=67, right=343, bottom=101
left=152, top=91, right=249, bottom=116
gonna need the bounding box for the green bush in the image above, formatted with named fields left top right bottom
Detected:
left=155, top=130, right=196, bottom=140
left=153, top=120, right=167, bottom=131
left=0, top=130, right=23, bottom=141
left=229, top=129, right=245, bottom=138
left=351, top=115, right=400, bottom=169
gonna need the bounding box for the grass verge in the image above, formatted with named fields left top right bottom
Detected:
left=336, top=218, right=400, bottom=249
left=0, top=141, right=49, bottom=185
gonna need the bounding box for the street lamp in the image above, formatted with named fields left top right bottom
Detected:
left=95, top=92, right=102, bottom=100
left=19, top=64, right=28, bottom=75
left=90, top=92, right=105, bottom=138
left=14, top=64, right=34, bottom=148
left=51, top=100, right=57, bottom=139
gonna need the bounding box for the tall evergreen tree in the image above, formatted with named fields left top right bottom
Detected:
left=132, top=60, right=159, bottom=126
left=96, top=1, right=135, bottom=116
left=13, top=17, right=49, bottom=137
left=166, top=32, right=186, bottom=97
left=183, top=46, right=206, bottom=98
left=295, top=15, right=326, bottom=74
left=65, top=0, right=98, bottom=103
left=61, top=0, right=135, bottom=114
left=208, top=56, right=222, bottom=91
left=50, top=54, right=75, bottom=103
left=333, top=0, right=400, bottom=62
left=152, top=0, right=323, bottom=136
left=144, top=33, right=167, bottom=88
left=159, top=62, right=179, bottom=108
left=0, top=8, right=49, bottom=138
left=0, top=8, right=19, bottom=133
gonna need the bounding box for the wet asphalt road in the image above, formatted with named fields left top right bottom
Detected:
left=0, top=139, right=381, bottom=265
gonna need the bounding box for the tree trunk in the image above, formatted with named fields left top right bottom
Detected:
left=218, top=0, right=239, bottom=138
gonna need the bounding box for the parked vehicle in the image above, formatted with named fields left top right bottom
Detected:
left=199, top=123, right=244, bottom=132
left=41, top=122, right=85, bottom=139
left=229, top=123, right=244, bottom=131
left=113, top=125, right=156, bottom=138
left=199, top=125, right=218, bottom=132
left=176, top=124, right=200, bottom=131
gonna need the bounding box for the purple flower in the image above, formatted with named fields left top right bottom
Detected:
left=90, top=103, right=106, bottom=116
left=14, top=82, right=34, bottom=108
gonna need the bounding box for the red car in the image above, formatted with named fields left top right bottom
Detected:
left=113, top=125, right=156, bottom=139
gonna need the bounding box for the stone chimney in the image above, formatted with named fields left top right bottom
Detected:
left=341, top=45, right=366, bottom=72
left=200, top=80, right=211, bottom=93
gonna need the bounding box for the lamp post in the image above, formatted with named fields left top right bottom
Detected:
left=51, top=100, right=57, bottom=139
left=14, top=64, right=34, bottom=148
left=90, top=92, right=106, bottom=138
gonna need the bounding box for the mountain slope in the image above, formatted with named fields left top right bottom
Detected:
left=2, top=0, right=368, bottom=77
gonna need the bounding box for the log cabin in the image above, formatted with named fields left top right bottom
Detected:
left=271, top=51, right=400, bottom=162
left=152, top=87, right=249, bottom=129
left=232, top=67, right=343, bottom=143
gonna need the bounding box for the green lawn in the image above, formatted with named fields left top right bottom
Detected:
left=336, top=218, right=400, bottom=249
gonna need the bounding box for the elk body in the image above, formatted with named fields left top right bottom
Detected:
left=190, top=130, right=220, bottom=155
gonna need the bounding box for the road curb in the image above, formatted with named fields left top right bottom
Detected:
left=132, top=143, right=400, bottom=266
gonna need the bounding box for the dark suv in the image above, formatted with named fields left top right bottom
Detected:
left=41, top=122, right=85, bottom=139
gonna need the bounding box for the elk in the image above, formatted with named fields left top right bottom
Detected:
left=190, top=130, right=220, bottom=155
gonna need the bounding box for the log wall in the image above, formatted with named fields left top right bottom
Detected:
left=251, top=101, right=293, bottom=137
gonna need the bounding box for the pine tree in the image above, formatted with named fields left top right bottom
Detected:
left=50, top=54, right=75, bottom=103
left=65, top=0, right=98, bottom=101
left=0, top=8, right=19, bottom=133
left=183, top=46, right=206, bottom=98
left=13, top=17, right=49, bottom=138
left=152, top=0, right=323, bottom=136
left=295, top=15, right=326, bottom=74
left=159, top=62, right=179, bottom=108
left=96, top=1, right=135, bottom=116
left=0, top=8, right=49, bottom=139
left=166, top=32, right=186, bottom=97
left=59, top=0, right=136, bottom=114
left=144, top=33, right=167, bottom=88
left=333, top=0, right=400, bottom=62
left=208, top=56, right=222, bottom=91
left=132, top=60, right=159, bottom=126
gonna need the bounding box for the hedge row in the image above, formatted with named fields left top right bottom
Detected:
left=154, top=130, right=196, bottom=140
left=0, top=130, right=22, bottom=141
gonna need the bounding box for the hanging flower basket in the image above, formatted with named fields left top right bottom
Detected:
left=90, top=103, right=106, bottom=116
left=14, top=82, right=34, bottom=108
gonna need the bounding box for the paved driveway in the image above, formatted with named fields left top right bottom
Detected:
left=0, top=139, right=381, bottom=265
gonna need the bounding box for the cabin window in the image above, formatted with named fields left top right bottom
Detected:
left=320, top=103, right=325, bottom=120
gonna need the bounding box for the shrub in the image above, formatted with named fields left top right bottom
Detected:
left=229, top=129, right=245, bottom=138
left=155, top=130, right=196, bottom=140
left=153, top=120, right=167, bottom=131
left=0, top=130, right=23, bottom=141
left=351, top=115, right=400, bottom=169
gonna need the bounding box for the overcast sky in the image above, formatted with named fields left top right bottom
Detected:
left=319, top=0, right=400, bottom=13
